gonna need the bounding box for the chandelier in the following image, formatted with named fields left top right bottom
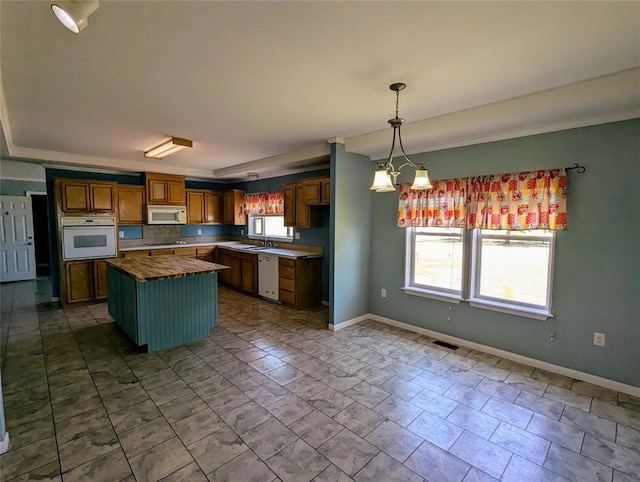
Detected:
left=370, top=83, right=432, bottom=192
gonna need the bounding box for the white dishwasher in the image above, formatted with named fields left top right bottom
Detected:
left=258, top=254, right=279, bottom=301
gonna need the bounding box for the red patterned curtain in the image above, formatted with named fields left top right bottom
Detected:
left=244, top=191, right=284, bottom=215
left=397, top=179, right=467, bottom=228
left=466, top=169, right=567, bottom=230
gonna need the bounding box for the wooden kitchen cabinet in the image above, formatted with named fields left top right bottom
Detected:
left=295, top=183, right=322, bottom=228
left=144, top=172, right=186, bottom=205
left=222, top=189, right=246, bottom=225
left=284, top=182, right=323, bottom=228
left=279, top=257, right=321, bottom=309
left=283, top=184, right=296, bottom=227
left=216, top=248, right=257, bottom=295
left=321, top=178, right=330, bottom=204
left=172, top=247, right=197, bottom=258
left=94, top=259, right=109, bottom=300
left=217, top=248, right=233, bottom=284
left=187, top=189, right=222, bottom=224
left=117, top=185, right=145, bottom=224
left=65, top=258, right=111, bottom=304
left=196, top=246, right=216, bottom=262
left=58, top=179, right=116, bottom=214
left=303, top=177, right=330, bottom=205
left=186, top=190, right=205, bottom=224
left=205, top=191, right=222, bottom=224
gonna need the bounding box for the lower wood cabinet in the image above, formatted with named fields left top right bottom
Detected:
left=196, top=246, right=216, bottom=262
left=65, top=258, right=109, bottom=304
left=216, top=248, right=257, bottom=296
left=279, top=257, right=321, bottom=309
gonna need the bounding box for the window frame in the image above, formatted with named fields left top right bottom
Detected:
left=468, top=229, right=555, bottom=320
left=403, top=227, right=556, bottom=320
left=402, top=227, right=464, bottom=303
left=247, top=214, right=294, bottom=242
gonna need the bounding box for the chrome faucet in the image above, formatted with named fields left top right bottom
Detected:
left=262, top=235, right=274, bottom=248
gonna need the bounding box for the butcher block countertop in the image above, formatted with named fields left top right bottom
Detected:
left=106, top=255, right=228, bottom=282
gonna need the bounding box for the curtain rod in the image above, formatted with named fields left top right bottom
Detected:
left=565, top=163, right=586, bottom=173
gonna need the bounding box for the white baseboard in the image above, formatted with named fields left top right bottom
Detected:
left=336, top=312, right=640, bottom=398
left=0, top=432, right=9, bottom=455
left=321, top=300, right=329, bottom=307
left=328, top=314, right=370, bottom=331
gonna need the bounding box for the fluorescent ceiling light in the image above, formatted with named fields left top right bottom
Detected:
left=144, top=137, right=193, bottom=159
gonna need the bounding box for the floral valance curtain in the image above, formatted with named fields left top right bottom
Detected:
left=244, top=191, right=284, bottom=215
left=397, top=179, right=467, bottom=228
left=397, top=168, right=568, bottom=230
left=467, top=169, right=567, bottom=230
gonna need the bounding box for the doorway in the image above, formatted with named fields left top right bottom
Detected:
left=30, top=194, right=51, bottom=276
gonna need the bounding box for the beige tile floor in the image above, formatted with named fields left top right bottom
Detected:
left=1, top=278, right=639, bottom=481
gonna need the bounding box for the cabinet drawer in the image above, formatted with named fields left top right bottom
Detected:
left=172, top=247, right=197, bottom=257
left=279, top=278, right=296, bottom=293
left=196, top=247, right=216, bottom=257
left=280, top=265, right=296, bottom=280
left=122, top=251, right=150, bottom=258
left=279, top=289, right=296, bottom=305
left=279, top=258, right=296, bottom=268
left=150, top=249, right=173, bottom=256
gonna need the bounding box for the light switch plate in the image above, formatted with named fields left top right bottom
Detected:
left=295, top=232, right=300, bottom=239
left=119, top=231, right=124, bottom=238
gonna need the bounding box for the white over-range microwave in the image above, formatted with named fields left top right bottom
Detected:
left=146, top=205, right=187, bottom=224
left=61, top=216, right=117, bottom=261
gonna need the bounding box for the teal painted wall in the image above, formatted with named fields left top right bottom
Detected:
left=331, top=143, right=373, bottom=325
left=368, top=119, right=640, bottom=387
left=0, top=179, right=46, bottom=195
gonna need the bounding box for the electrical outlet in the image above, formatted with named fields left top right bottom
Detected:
left=381, top=288, right=386, bottom=298
left=593, top=332, right=606, bottom=347
left=241, top=229, right=244, bottom=235
left=197, top=229, right=202, bottom=235
left=119, top=231, right=124, bottom=238
left=295, top=232, right=300, bottom=239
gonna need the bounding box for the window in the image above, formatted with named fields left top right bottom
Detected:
left=405, top=227, right=555, bottom=319
left=248, top=215, right=293, bottom=241
left=470, top=229, right=555, bottom=318
left=404, top=227, right=464, bottom=302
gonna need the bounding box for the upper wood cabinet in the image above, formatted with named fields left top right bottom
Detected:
left=186, top=189, right=222, bottom=225
left=287, top=183, right=322, bottom=228
left=303, top=177, right=330, bottom=205
left=321, top=178, right=330, bottom=204
left=205, top=191, right=222, bottom=224
left=283, top=184, right=296, bottom=227
left=117, top=185, right=145, bottom=224
left=144, top=172, right=186, bottom=205
left=222, top=189, right=246, bottom=225
left=58, top=179, right=116, bottom=214
left=284, top=179, right=326, bottom=228
left=186, top=190, right=205, bottom=224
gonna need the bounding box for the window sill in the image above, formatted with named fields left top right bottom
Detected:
left=247, top=235, right=293, bottom=243
left=467, top=298, right=552, bottom=321
left=402, top=286, right=462, bottom=304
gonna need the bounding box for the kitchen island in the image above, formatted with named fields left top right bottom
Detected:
left=106, top=255, right=228, bottom=352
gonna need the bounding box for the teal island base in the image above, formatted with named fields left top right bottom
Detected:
left=107, top=265, right=219, bottom=352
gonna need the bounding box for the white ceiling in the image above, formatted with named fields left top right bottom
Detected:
left=1, top=1, right=639, bottom=181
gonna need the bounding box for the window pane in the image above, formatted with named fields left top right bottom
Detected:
left=478, top=237, right=550, bottom=306
left=414, top=231, right=463, bottom=292
left=264, top=216, right=289, bottom=237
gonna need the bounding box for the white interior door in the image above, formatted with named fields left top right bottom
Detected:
left=0, top=196, right=37, bottom=282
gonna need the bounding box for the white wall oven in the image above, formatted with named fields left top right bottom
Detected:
left=61, top=216, right=117, bottom=260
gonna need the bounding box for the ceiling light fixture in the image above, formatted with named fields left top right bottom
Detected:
left=51, top=0, right=100, bottom=34
left=370, top=83, right=432, bottom=192
left=144, top=137, right=193, bottom=159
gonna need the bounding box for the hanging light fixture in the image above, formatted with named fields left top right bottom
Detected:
left=370, top=83, right=432, bottom=192
left=51, top=1, right=100, bottom=34
left=144, top=137, right=193, bottom=159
